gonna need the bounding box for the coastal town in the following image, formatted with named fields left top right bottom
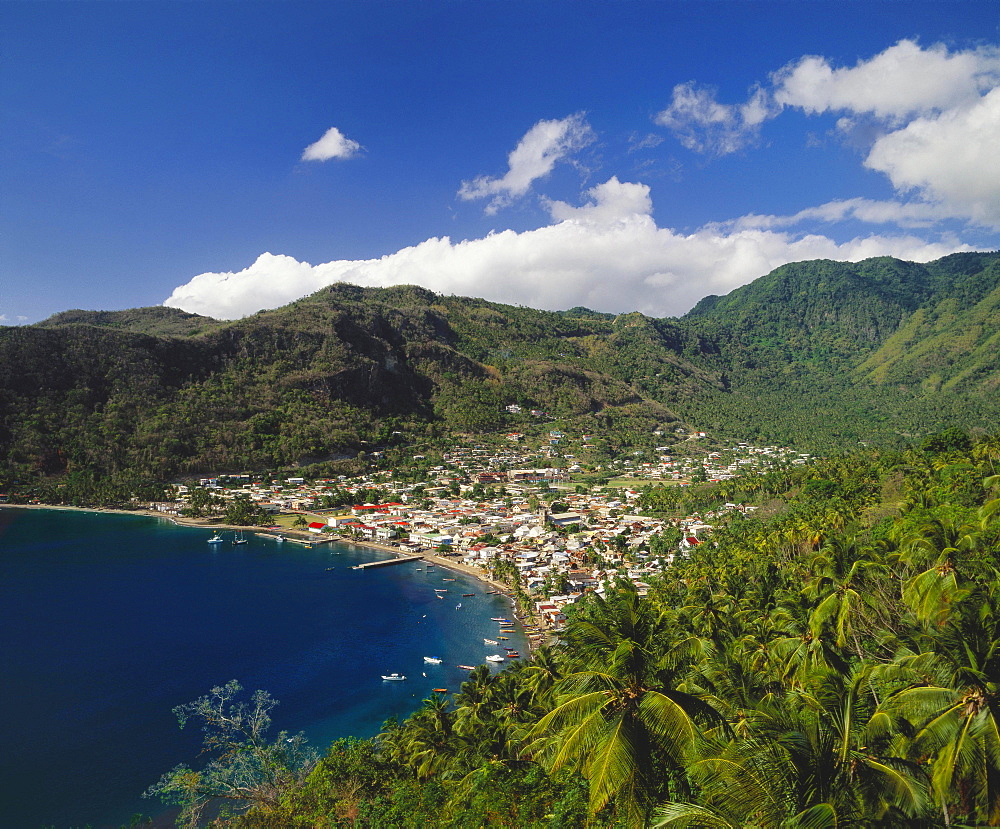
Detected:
left=141, top=430, right=813, bottom=632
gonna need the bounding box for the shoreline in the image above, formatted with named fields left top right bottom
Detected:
left=2, top=503, right=547, bottom=648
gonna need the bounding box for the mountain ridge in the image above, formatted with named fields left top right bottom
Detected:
left=3, top=252, right=998, bottom=480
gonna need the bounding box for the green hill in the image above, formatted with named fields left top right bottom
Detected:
left=1, top=252, right=998, bottom=481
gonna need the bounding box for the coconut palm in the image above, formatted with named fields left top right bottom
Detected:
left=655, top=665, right=930, bottom=828
left=528, top=584, right=719, bottom=827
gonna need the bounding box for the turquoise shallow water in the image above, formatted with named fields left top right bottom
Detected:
left=0, top=508, right=524, bottom=828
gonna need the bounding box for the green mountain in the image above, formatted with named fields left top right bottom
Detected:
left=1, top=252, right=997, bottom=481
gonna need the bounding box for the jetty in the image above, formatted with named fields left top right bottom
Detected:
left=353, top=555, right=423, bottom=570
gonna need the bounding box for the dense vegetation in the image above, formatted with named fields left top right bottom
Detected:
left=146, top=431, right=1000, bottom=827
left=1, top=252, right=997, bottom=488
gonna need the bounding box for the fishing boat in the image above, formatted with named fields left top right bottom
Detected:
left=457, top=664, right=476, bottom=670
left=381, top=673, right=406, bottom=681
left=207, top=534, right=224, bottom=544
left=483, top=638, right=498, bottom=645
left=423, top=656, right=443, bottom=664
left=485, top=654, right=505, bottom=663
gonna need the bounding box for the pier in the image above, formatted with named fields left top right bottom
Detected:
left=353, top=555, right=423, bottom=570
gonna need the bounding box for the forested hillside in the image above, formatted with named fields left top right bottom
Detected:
left=1, top=252, right=997, bottom=485
left=146, top=433, right=1000, bottom=828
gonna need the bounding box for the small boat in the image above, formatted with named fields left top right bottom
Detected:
left=507, top=653, right=521, bottom=658
left=456, top=603, right=462, bottom=610
left=491, top=618, right=509, bottom=622
left=435, top=589, right=448, bottom=592
left=457, top=664, right=476, bottom=670
left=432, top=688, right=448, bottom=693
left=207, top=534, right=224, bottom=544
left=462, top=593, right=475, bottom=597
left=485, top=654, right=505, bottom=662
left=423, top=656, right=443, bottom=664
left=233, top=531, right=248, bottom=545
left=325, top=567, right=336, bottom=571
left=484, top=638, right=498, bottom=645
left=485, top=590, right=498, bottom=594
left=381, top=673, right=406, bottom=681
left=442, top=578, right=456, bottom=582
left=498, top=636, right=509, bottom=640
left=436, top=594, right=444, bottom=599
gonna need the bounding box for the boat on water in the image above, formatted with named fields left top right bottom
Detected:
left=381, top=673, right=406, bottom=681
left=506, top=653, right=520, bottom=658
left=456, top=603, right=462, bottom=609
left=485, top=654, right=505, bottom=663
left=462, top=593, right=475, bottom=597
left=233, top=531, right=248, bottom=545
left=442, top=578, right=456, bottom=581
left=498, top=636, right=509, bottom=640
left=207, top=534, right=224, bottom=544
left=491, top=617, right=509, bottom=622
left=484, top=638, right=498, bottom=645
left=432, top=688, right=448, bottom=693
left=423, top=656, right=443, bottom=664
left=457, top=664, right=476, bottom=670
left=436, top=594, right=444, bottom=599
left=435, top=588, right=448, bottom=592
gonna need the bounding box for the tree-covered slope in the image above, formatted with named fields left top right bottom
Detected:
left=2, top=252, right=998, bottom=481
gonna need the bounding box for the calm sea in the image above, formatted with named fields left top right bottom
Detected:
left=0, top=508, right=524, bottom=828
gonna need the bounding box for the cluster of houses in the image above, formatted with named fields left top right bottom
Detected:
left=152, top=432, right=802, bottom=623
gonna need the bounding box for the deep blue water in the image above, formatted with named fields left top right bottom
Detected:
left=0, top=508, right=524, bottom=828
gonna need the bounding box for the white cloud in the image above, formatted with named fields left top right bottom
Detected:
left=544, top=176, right=653, bottom=225
left=301, top=126, right=362, bottom=162
left=724, top=197, right=956, bottom=231
left=458, top=113, right=595, bottom=214
left=164, top=177, right=970, bottom=321
left=773, top=39, right=1000, bottom=120
left=654, top=83, right=775, bottom=155
left=658, top=39, right=1000, bottom=229
left=865, top=87, right=1000, bottom=228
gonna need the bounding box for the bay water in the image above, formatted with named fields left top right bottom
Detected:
left=0, top=508, right=524, bottom=828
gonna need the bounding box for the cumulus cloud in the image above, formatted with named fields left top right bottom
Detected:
left=772, top=39, right=1000, bottom=120
left=301, top=126, right=362, bottom=162
left=865, top=87, right=1000, bottom=228
left=654, top=83, right=775, bottom=155
left=458, top=113, right=595, bottom=213
left=163, top=177, right=970, bottom=321
left=658, top=39, right=1000, bottom=229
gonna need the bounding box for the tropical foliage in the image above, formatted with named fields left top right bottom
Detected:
left=148, top=432, right=1000, bottom=827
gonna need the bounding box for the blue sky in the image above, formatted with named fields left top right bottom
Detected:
left=2, top=1, right=998, bottom=324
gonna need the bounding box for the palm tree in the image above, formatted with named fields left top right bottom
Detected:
left=528, top=584, right=719, bottom=826
left=655, top=666, right=930, bottom=828
left=882, top=583, right=1000, bottom=825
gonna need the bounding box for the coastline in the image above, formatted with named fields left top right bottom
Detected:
left=2, top=503, right=546, bottom=648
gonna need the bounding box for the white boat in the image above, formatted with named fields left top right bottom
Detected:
left=485, top=654, right=505, bottom=663
left=483, top=638, right=498, bottom=645
left=381, top=673, right=406, bottom=681
left=207, top=534, right=223, bottom=544
left=233, top=531, right=248, bottom=545
left=456, top=603, right=462, bottom=610
left=423, top=656, right=443, bottom=664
